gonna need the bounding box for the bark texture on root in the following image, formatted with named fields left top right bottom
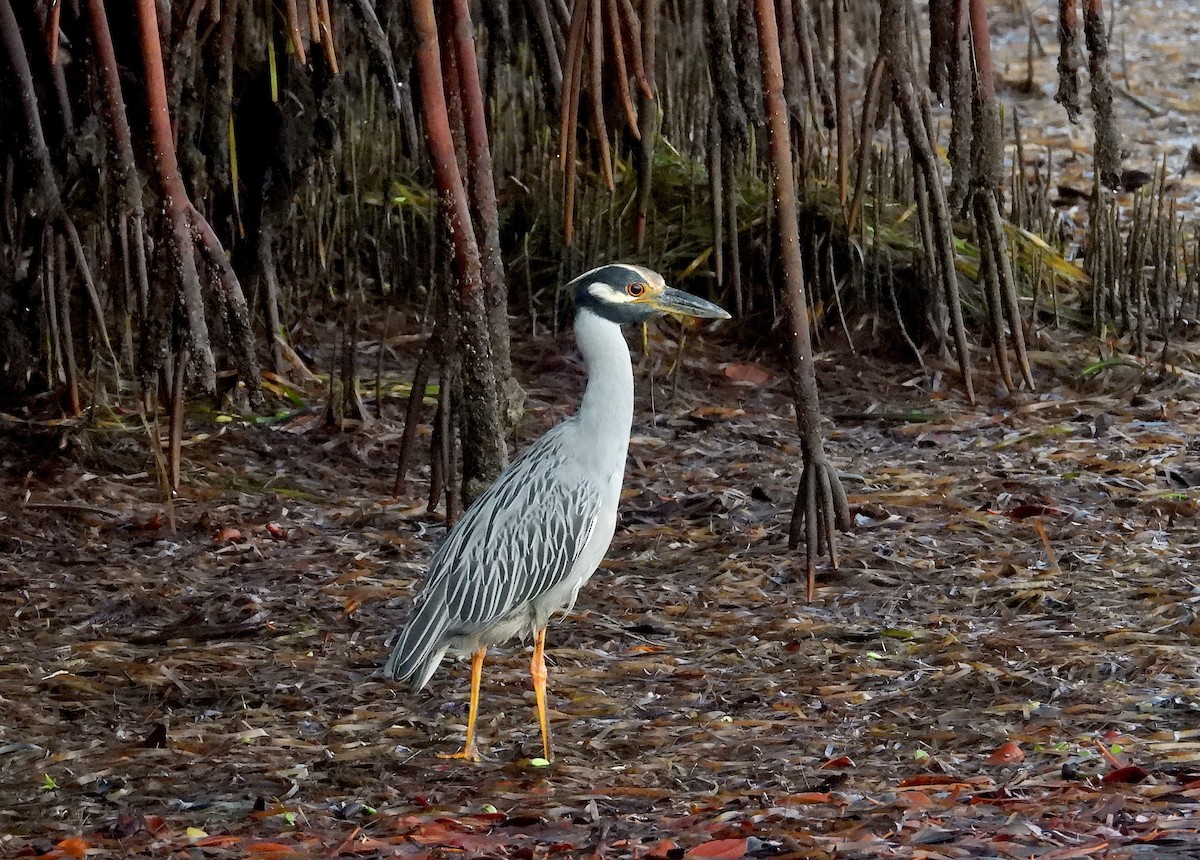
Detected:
left=413, top=0, right=508, bottom=506
left=1083, top=0, right=1122, bottom=188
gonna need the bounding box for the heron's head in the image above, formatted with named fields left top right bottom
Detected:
left=571, top=263, right=731, bottom=325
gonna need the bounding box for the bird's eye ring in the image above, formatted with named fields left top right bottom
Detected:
left=626, top=282, right=647, bottom=298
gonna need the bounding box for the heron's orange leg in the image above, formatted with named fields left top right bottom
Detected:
left=531, top=627, right=553, bottom=761
left=438, top=646, right=485, bottom=762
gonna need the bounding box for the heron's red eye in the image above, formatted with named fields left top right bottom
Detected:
left=626, top=282, right=647, bottom=298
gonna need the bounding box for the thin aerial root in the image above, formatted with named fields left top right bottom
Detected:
left=804, top=466, right=818, bottom=601
left=818, top=461, right=839, bottom=569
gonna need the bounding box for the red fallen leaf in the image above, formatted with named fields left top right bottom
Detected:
left=446, top=834, right=509, bottom=853
left=819, top=755, right=854, bottom=769
left=214, top=526, right=243, bottom=544
left=894, top=790, right=933, bottom=807
left=1004, top=503, right=1066, bottom=520
left=644, top=838, right=680, bottom=858
left=408, top=823, right=464, bottom=846
left=985, top=741, right=1025, bottom=765
left=1102, top=765, right=1151, bottom=784
left=55, top=837, right=89, bottom=860
left=265, top=522, right=288, bottom=538
left=724, top=363, right=772, bottom=385
left=385, top=814, right=428, bottom=833
left=790, top=792, right=834, bottom=804
left=137, top=512, right=163, bottom=531
left=335, top=835, right=395, bottom=856
left=190, top=835, right=242, bottom=848
left=245, top=842, right=295, bottom=854
left=685, top=837, right=747, bottom=859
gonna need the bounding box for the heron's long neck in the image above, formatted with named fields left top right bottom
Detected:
left=573, top=305, right=635, bottom=465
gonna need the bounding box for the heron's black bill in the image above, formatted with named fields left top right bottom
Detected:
left=650, top=287, right=732, bottom=320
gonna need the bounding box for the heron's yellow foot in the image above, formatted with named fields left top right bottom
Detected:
left=437, top=744, right=481, bottom=763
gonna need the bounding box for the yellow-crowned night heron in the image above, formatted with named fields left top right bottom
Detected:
left=385, top=263, right=729, bottom=762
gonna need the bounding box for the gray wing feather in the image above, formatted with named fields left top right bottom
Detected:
left=385, top=423, right=603, bottom=686
left=440, top=428, right=601, bottom=623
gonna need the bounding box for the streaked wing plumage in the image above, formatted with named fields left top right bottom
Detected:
left=385, top=422, right=603, bottom=687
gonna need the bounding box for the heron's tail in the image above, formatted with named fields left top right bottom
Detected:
left=384, top=596, right=450, bottom=690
